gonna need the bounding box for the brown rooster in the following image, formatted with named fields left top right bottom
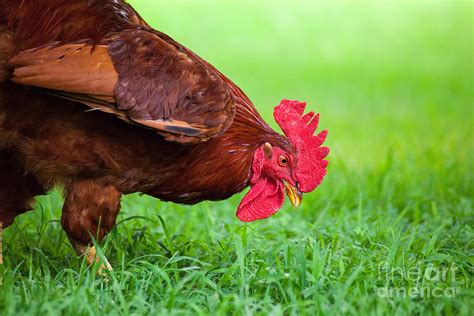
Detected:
left=0, top=0, right=329, bottom=269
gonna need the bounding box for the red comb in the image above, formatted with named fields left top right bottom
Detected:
left=274, top=99, right=329, bottom=192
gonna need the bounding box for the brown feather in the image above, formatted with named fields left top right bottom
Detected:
left=7, top=28, right=238, bottom=143
left=9, top=43, right=117, bottom=97
left=0, top=26, right=14, bottom=84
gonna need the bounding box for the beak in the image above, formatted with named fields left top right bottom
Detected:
left=284, top=182, right=302, bottom=208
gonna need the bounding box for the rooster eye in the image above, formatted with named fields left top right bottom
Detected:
left=278, top=155, right=289, bottom=167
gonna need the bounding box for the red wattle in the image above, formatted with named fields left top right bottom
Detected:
left=236, top=177, right=285, bottom=222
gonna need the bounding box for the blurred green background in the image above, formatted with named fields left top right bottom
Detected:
left=2, top=0, right=472, bottom=315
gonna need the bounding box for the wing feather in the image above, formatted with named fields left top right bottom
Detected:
left=8, top=29, right=236, bottom=144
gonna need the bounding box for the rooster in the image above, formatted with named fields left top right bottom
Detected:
left=0, top=0, right=329, bottom=269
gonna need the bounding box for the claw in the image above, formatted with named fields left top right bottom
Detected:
left=72, top=242, right=112, bottom=276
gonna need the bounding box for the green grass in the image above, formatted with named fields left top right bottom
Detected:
left=1, top=0, right=473, bottom=315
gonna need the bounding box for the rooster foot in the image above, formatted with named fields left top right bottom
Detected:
left=71, top=241, right=112, bottom=276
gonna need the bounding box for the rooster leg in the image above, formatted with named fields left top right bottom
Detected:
left=61, top=179, right=121, bottom=273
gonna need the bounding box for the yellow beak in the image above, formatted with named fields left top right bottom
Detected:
left=284, top=182, right=302, bottom=208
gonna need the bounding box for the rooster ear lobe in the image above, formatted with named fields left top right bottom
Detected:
left=263, top=142, right=273, bottom=160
